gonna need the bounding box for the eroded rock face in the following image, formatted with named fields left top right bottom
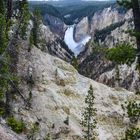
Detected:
left=43, top=14, right=66, bottom=37
left=98, top=19, right=136, bottom=48
left=75, top=17, right=89, bottom=42
left=11, top=42, right=136, bottom=140
left=78, top=47, right=140, bottom=92
left=78, top=7, right=139, bottom=92
left=39, top=24, right=74, bottom=62
left=74, top=7, right=132, bottom=41
left=90, top=8, right=132, bottom=35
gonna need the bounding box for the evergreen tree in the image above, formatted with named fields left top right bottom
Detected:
left=0, top=0, right=5, bottom=14
left=106, top=43, right=136, bottom=66
left=32, top=8, right=41, bottom=46
left=81, top=85, right=97, bottom=140
left=19, top=0, right=30, bottom=39
left=121, top=101, right=140, bottom=140
left=6, top=0, right=13, bottom=21
left=116, top=1, right=140, bottom=138
left=0, top=0, right=10, bottom=116
left=71, top=56, right=78, bottom=70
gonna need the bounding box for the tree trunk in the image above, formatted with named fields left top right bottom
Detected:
left=132, top=0, right=140, bottom=67
left=87, top=110, right=91, bottom=140
left=6, top=0, right=13, bottom=21
left=5, top=90, right=11, bottom=117
left=115, top=65, right=120, bottom=88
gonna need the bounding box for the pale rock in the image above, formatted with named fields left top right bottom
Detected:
left=90, top=8, right=132, bottom=35
left=15, top=44, right=136, bottom=140
left=0, top=124, right=26, bottom=140
left=75, top=17, right=89, bottom=42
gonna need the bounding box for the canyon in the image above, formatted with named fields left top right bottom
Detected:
left=37, top=2, right=139, bottom=92
left=1, top=1, right=140, bottom=140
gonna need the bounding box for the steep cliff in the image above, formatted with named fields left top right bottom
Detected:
left=77, top=7, right=139, bottom=92
left=30, top=3, right=139, bottom=92
left=38, top=23, right=74, bottom=62
left=75, top=6, right=133, bottom=42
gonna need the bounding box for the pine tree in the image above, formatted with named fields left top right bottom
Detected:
left=116, top=2, right=140, bottom=139
left=71, top=56, right=78, bottom=70
left=6, top=0, right=13, bottom=21
left=0, top=0, right=10, bottom=116
left=32, top=8, right=41, bottom=46
left=19, top=0, right=30, bottom=39
left=81, top=85, right=97, bottom=140
left=121, top=101, right=140, bottom=140
left=0, top=0, right=5, bottom=14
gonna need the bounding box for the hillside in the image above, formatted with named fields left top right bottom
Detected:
left=7, top=41, right=136, bottom=140
left=0, top=1, right=140, bottom=140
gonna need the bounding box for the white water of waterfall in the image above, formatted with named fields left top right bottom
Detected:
left=64, top=25, right=91, bottom=56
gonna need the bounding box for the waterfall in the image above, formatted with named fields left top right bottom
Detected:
left=64, top=25, right=91, bottom=56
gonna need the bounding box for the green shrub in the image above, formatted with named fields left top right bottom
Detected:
left=7, top=117, right=25, bottom=133
left=122, top=127, right=140, bottom=140
left=126, top=101, right=140, bottom=120
left=106, top=43, right=136, bottom=66
left=44, top=133, right=51, bottom=140
left=27, top=122, right=39, bottom=139
left=71, top=56, right=78, bottom=70
left=0, top=107, right=4, bottom=116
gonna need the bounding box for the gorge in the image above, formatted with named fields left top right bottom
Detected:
left=37, top=1, right=139, bottom=92
left=0, top=1, right=140, bottom=140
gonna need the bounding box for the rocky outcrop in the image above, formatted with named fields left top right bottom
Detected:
left=39, top=24, right=74, bottom=62
left=78, top=7, right=139, bottom=92
left=78, top=49, right=140, bottom=92
left=100, top=20, right=136, bottom=48
left=6, top=41, right=136, bottom=140
left=74, top=17, right=89, bottom=42
left=43, top=14, right=66, bottom=37
left=90, top=7, right=132, bottom=35
left=74, top=7, right=132, bottom=41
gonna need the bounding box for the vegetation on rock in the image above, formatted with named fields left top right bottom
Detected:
left=106, top=43, right=136, bottom=66
left=122, top=101, right=140, bottom=140
left=117, top=0, right=140, bottom=69
left=81, top=85, right=97, bottom=140
left=7, top=117, right=25, bottom=134
left=71, top=56, right=78, bottom=70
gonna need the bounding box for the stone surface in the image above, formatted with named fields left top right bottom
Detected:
left=75, top=17, right=89, bottom=42
left=0, top=124, right=26, bottom=140
left=13, top=43, right=136, bottom=140
left=78, top=7, right=139, bottom=92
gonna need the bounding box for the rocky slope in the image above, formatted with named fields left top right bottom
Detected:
left=30, top=3, right=139, bottom=92
left=37, top=5, right=139, bottom=92
left=4, top=41, right=137, bottom=140
left=0, top=123, right=26, bottom=140
left=43, top=14, right=66, bottom=37
left=90, top=7, right=132, bottom=35
left=38, top=23, right=74, bottom=62
left=77, top=7, right=139, bottom=92
left=75, top=6, right=133, bottom=42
